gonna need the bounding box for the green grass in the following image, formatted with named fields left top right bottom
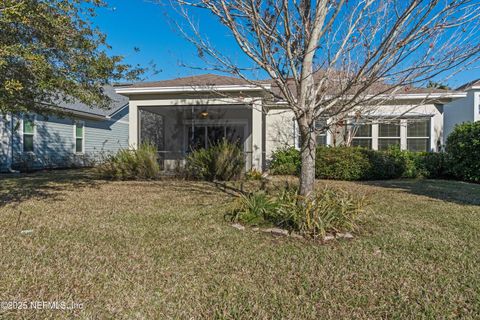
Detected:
left=0, top=170, right=479, bottom=319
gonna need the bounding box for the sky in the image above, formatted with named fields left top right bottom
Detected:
left=93, top=0, right=479, bottom=88
left=94, top=0, right=254, bottom=81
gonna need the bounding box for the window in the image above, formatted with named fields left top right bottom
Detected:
left=23, top=117, right=34, bottom=152
left=75, top=122, right=84, bottom=153
left=315, top=119, right=328, bottom=146
left=407, top=119, right=430, bottom=152
left=351, top=123, right=372, bottom=149
left=378, top=121, right=400, bottom=150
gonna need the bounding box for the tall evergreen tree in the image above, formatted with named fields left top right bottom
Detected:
left=0, top=0, right=143, bottom=115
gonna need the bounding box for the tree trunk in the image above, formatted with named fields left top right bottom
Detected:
left=298, top=122, right=317, bottom=198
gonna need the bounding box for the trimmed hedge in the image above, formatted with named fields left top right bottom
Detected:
left=269, top=146, right=448, bottom=180
left=268, top=147, right=301, bottom=175
left=315, top=146, right=371, bottom=181
left=446, top=122, right=480, bottom=182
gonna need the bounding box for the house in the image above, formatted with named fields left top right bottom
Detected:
left=0, top=86, right=129, bottom=172
left=1, top=75, right=478, bottom=173
left=444, top=79, right=480, bottom=138
left=114, top=74, right=476, bottom=171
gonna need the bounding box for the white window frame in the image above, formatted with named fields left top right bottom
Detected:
left=406, top=118, right=431, bottom=152
left=377, top=120, right=402, bottom=151
left=350, top=121, right=373, bottom=149
left=315, top=118, right=329, bottom=146
left=74, top=121, right=85, bottom=154
left=22, top=115, right=36, bottom=154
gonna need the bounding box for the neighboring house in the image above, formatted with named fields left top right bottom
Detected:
left=444, top=79, right=480, bottom=139
left=114, top=74, right=476, bottom=171
left=0, top=86, right=129, bottom=172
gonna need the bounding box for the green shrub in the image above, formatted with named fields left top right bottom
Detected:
left=315, top=146, right=371, bottom=180
left=385, top=146, right=418, bottom=178
left=96, top=143, right=160, bottom=180
left=230, top=187, right=369, bottom=239
left=185, top=139, right=245, bottom=181
left=269, top=145, right=448, bottom=181
left=363, top=150, right=405, bottom=179
left=295, top=187, right=369, bottom=238
left=230, top=191, right=277, bottom=226
left=420, top=152, right=449, bottom=178
left=446, top=122, right=480, bottom=182
left=269, top=147, right=301, bottom=175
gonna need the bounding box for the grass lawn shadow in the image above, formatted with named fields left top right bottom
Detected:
left=361, top=179, right=480, bottom=206
left=0, top=169, right=101, bottom=208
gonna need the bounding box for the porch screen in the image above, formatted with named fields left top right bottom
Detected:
left=139, top=109, right=164, bottom=151
left=187, top=124, right=245, bottom=151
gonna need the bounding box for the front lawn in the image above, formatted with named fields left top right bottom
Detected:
left=1, top=171, right=479, bottom=318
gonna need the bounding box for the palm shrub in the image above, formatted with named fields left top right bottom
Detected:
left=230, top=192, right=278, bottom=225
left=446, top=121, right=480, bottom=182
left=230, top=186, right=369, bottom=239
left=96, top=143, right=160, bottom=180
left=185, top=139, right=245, bottom=181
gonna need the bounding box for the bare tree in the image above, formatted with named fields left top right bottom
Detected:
left=166, top=0, right=480, bottom=197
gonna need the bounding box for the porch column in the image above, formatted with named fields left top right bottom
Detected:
left=129, top=102, right=139, bottom=148
left=251, top=100, right=263, bottom=171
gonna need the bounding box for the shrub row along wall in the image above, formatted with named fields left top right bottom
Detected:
left=269, top=121, right=480, bottom=182
left=269, top=146, right=446, bottom=180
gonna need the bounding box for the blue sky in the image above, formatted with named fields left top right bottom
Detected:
left=94, top=0, right=479, bottom=88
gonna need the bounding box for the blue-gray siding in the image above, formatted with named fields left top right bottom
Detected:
left=1, top=106, right=129, bottom=171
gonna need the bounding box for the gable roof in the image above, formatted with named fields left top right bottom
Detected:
left=119, top=74, right=254, bottom=88
left=456, top=79, right=480, bottom=91
left=56, top=85, right=128, bottom=118
left=116, top=73, right=464, bottom=104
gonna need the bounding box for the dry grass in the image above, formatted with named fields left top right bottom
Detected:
left=0, top=170, right=479, bottom=319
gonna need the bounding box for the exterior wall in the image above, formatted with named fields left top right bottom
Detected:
left=2, top=107, right=129, bottom=171
left=83, top=106, right=129, bottom=157
left=263, top=103, right=444, bottom=159
left=264, top=108, right=296, bottom=160
left=443, top=90, right=476, bottom=142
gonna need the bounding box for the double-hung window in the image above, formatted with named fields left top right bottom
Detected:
left=23, top=117, right=35, bottom=152
left=351, top=123, right=372, bottom=149
left=75, top=122, right=85, bottom=153
left=315, top=119, right=328, bottom=146
left=407, top=119, right=430, bottom=152
left=378, top=120, right=401, bottom=150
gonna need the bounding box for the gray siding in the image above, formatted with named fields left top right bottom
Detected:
left=83, top=106, right=129, bottom=157
left=3, top=106, right=129, bottom=171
